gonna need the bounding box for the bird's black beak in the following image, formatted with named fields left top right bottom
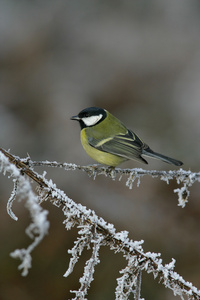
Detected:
left=71, top=115, right=80, bottom=121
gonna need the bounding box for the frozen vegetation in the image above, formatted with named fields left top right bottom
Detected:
left=1, top=148, right=200, bottom=300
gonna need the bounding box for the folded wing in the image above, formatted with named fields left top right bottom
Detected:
left=89, top=129, right=148, bottom=164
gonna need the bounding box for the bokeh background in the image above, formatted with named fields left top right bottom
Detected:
left=0, top=1, right=200, bottom=299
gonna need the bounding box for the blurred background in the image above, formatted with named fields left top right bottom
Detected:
left=0, top=1, right=200, bottom=299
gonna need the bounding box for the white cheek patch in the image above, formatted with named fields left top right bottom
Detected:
left=82, top=114, right=103, bottom=126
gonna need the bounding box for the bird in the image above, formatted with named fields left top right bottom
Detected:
left=71, top=107, right=183, bottom=167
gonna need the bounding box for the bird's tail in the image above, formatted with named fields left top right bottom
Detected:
left=142, top=148, right=183, bottom=166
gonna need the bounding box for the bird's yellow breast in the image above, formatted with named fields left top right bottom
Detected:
left=80, top=129, right=126, bottom=167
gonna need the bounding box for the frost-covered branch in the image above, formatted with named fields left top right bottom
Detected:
left=29, top=159, right=199, bottom=207
left=0, top=148, right=200, bottom=300
left=0, top=149, right=49, bottom=276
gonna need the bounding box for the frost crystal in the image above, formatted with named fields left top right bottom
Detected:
left=7, top=179, right=19, bottom=221
left=10, top=249, right=32, bottom=277
left=174, top=185, right=189, bottom=208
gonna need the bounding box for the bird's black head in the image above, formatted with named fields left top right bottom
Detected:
left=71, top=107, right=107, bottom=129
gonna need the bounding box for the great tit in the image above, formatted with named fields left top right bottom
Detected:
left=71, top=107, right=183, bottom=167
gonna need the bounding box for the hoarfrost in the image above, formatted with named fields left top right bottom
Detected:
left=27, top=158, right=200, bottom=207
left=174, top=185, right=190, bottom=208
left=10, top=249, right=32, bottom=277
left=7, top=178, right=19, bottom=221
left=1, top=149, right=200, bottom=299
left=0, top=150, right=49, bottom=276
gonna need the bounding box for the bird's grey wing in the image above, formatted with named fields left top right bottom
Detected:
left=89, top=129, right=148, bottom=164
